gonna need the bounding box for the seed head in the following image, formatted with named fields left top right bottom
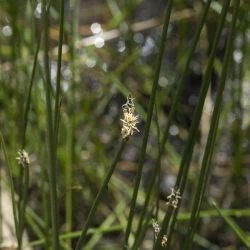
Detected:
left=152, top=219, right=168, bottom=247
left=161, top=235, right=168, bottom=247
left=152, top=220, right=160, bottom=235
left=120, top=95, right=139, bottom=139
left=16, top=149, right=30, bottom=167
left=166, top=188, right=181, bottom=209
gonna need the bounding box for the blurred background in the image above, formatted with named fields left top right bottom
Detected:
left=0, top=0, right=250, bottom=249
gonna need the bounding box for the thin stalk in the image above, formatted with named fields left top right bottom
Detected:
left=154, top=101, right=161, bottom=220
left=18, top=31, right=42, bottom=250
left=166, top=0, right=232, bottom=248
left=211, top=200, right=250, bottom=248
left=135, top=206, right=154, bottom=248
left=25, top=213, right=44, bottom=241
left=21, top=33, right=42, bottom=149
left=177, top=0, right=231, bottom=194
left=66, top=1, right=78, bottom=246
left=18, top=164, right=29, bottom=250
left=42, top=168, right=51, bottom=249
left=30, top=225, right=124, bottom=247
left=178, top=208, right=250, bottom=220
left=184, top=1, right=241, bottom=248
left=230, top=5, right=247, bottom=195
left=54, top=0, right=65, bottom=143
left=42, top=0, right=60, bottom=249
left=69, top=0, right=78, bottom=90
left=75, top=139, right=126, bottom=250
left=65, top=123, right=73, bottom=247
left=123, top=1, right=174, bottom=248
left=132, top=0, right=212, bottom=247
left=185, top=108, right=220, bottom=249
left=0, top=168, right=2, bottom=245
left=0, top=133, right=19, bottom=241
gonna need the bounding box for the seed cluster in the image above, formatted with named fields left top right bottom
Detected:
left=166, top=188, right=181, bottom=209
left=120, top=95, right=139, bottom=139
left=152, top=220, right=168, bottom=247
left=16, top=149, right=30, bottom=167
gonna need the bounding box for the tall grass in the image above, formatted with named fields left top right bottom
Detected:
left=123, top=0, right=174, bottom=248
left=184, top=1, right=241, bottom=248
left=75, top=139, right=126, bottom=250
left=42, top=0, right=60, bottom=248
left=165, top=0, right=232, bottom=247
left=0, top=0, right=249, bottom=249
left=132, top=1, right=213, bottom=248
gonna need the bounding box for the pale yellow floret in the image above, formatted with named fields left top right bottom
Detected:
left=120, top=95, right=139, bottom=139
left=166, top=188, right=181, bottom=209
left=16, top=149, right=30, bottom=167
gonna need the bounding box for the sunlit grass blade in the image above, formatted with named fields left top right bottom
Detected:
left=123, top=1, right=174, bottom=248
left=177, top=208, right=250, bottom=221
left=0, top=132, right=19, bottom=242
left=84, top=202, right=125, bottom=250
left=210, top=199, right=250, bottom=248
left=30, top=225, right=124, bottom=248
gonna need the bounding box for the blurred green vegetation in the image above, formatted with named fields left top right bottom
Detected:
left=0, top=0, right=250, bottom=249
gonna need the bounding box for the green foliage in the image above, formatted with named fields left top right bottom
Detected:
left=0, top=0, right=250, bottom=249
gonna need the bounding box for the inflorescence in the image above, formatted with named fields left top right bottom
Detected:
left=16, top=149, right=30, bottom=167
left=152, top=220, right=168, bottom=247
left=166, top=188, right=181, bottom=209
left=120, top=95, right=139, bottom=139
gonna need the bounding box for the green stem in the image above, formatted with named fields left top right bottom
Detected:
left=42, top=0, right=60, bottom=249
left=31, top=225, right=124, bottom=247
left=54, top=0, right=65, bottom=143
left=153, top=206, right=173, bottom=250
left=154, top=99, right=161, bottom=220
left=132, top=0, right=212, bottom=247
left=166, top=0, right=232, bottom=248
left=211, top=200, right=250, bottom=248
left=0, top=169, right=2, bottom=245
left=18, top=165, right=29, bottom=250
left=230, top=4, right=247, bottom=197
left=75, top=139, right=126, bottom=250
left=184, top=1, right=241, bottom=248
left=65, top=123, right=73, bottom=247
left=21, top=33, right=42, bottom=149
left=135, top=206, right=154, bottom=248
left=123, top=1, right=174, bottom=248
left=65, top=1, right=79, bottom=248
left=18, top=30, right=42, bottom=250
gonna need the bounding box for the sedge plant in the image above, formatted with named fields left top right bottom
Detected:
left=123, top=0, right=174, bottom=248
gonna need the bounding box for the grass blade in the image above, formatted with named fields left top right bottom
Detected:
left=75, top=139, right=126, bottom=250
left=0, top=132, right=19, bottom=242
left=164, top=0, right=232, bottom=248
left=18, top=31, right=42, bottom=250
left=211, top=199, right=250, bottom=248
left=42, top=0, right=60, bottom=248
left=54, top=0, right=65, bottom=143
left=132, top=1, right=213, bottom=247
left=184, top=1, right=241, bottom=248
left=123, top=1, right=174, bottom=248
